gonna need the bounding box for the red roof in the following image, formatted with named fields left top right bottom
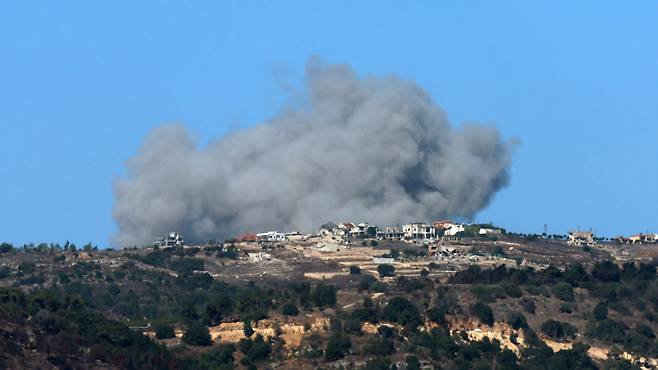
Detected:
left=433, top=220, right=454, bottom=228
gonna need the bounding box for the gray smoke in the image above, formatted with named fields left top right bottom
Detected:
left=112, top=60, right=515, bottom=247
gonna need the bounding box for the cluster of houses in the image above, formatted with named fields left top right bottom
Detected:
left=321, top=220, right=501, bottom=241
left=153, top=220, right=504, bottom=250
left=614, top=233, right=658, bottom=245
left=566, top=230, right=658, bottom=247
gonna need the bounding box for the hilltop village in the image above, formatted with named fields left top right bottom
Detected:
left=2, top=222, right=658, bottom=369
left=147, top=220, right=657, bottom=285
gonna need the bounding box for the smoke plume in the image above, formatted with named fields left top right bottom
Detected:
left=112, top=60, right=515, bottom=247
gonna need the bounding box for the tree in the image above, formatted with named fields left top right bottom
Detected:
left=239, top=334, right=271, bottom=362
left=592, top=261, right=621, bottom=282
left=382, top=296, right=421, bottom=330
left=406, top=355, right=421, bottom=370
left=358, top=275, right=376, bottom=292
left=312, top=284, right=337, bottom=308
left=199, top=343, right=236, bottom=368
left=281, top=302, right=299, bottom=316
left=621, top=262, right=638, bottom=280
left=428, top=306, right=447, bottom=325
left=154, top=324, right=175, bottom=339
left=420, top=268, right=429, bottom=277
left=182, top=321, right=212, bottom=346
left=243, top=319, right=254, bottom=338
left=564, top=263, right=589, bottom=286
left=325, top=333, right=351, bottom=361
left=545, top=343, right=597, bottom=370
left=592, top=319, right=627, bottom=343
left=377, top=325, right=394, bottom=338
left=349, top=265, right=361, bottom=275
left=552, top=283, right=575, bottom=302
left=540, top=319, right=577, bottom=341
left=0, top=243, right=14, bottom=254
left=507, top=311, right=528, bottom=330
left=593, top=302, right=608, bottom=321
left=377, top=264, right=395, bottom=277
left=471, top=302, right=494, bottom=326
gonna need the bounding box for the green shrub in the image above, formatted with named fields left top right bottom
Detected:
left=377, top=264, right=395, bottom=277
left=325, top=333, right=351, bottom=361
left=406, top=355, right=421, bottom=370
left=540, top=319, right=577, bottom=341
left=243, top=319, right=254, bottom=337
left=282, top=302, right=299, bottom=316
left=312, top=284, right=337, bottom=308
left=592, top=261, right=621, bottom=282
left=593, top=302, right=608, bottom=321
left=552, top=283, right=575, bottom=302
left=591, top=319, right=627, bottom=343
left=506, top=311, right=528, bottom=330
left=525, top=285, right=547, bottom=296
left=377, top=326, right=395, bottom=338
left=560, top=303, right=575, bottom=314
left=239, top=334, right=272, bottom=362
left=381, top=297, right=421, bottom=330
left=501, top=282, right=523, bottom=298
left=182, top=321, right=212, bottom=346
left=199, top=343, right=236, bottom=367
left=471, top=302, right=494, bottom=326
left=471, top=285, right=506, bottom=302
left=154, top=324, right=175, bottom=339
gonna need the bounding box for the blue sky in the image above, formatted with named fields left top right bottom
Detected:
left=1, top=1, right=657, bottom=247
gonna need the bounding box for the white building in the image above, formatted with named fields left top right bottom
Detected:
left=479, top=228, right=502, bottom=235
left=285, top=231, right=304, bottom=241
left=256, top=231, right=287, bottom=242
left=334, top=222, right=356, bottom=239
left=353, top=223, right=371, bottom=238
left=444, top=224, right=465, bottom=236
left=568, top=231, right=595, bottom=246
left=377, top=226, right=403, bottom=240
left=154, top=232, right=185, bottom=248
left=628, top=233, right=658, bottom=244
left=403, top=223, right=435, bottom=240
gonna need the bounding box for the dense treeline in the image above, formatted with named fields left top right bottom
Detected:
left=0, top=287, right=176, bottom=369
left=449, top=261, right=658, bottom=359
